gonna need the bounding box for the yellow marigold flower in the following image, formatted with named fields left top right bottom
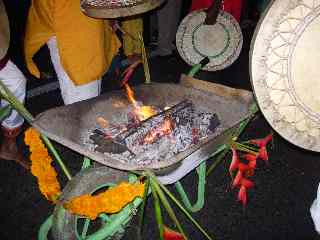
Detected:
left=24, top=127, right=61, bottom=203
left=64, top=182, right=145, bottom=220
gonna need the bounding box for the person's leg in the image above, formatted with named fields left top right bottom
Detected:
left=47, top=37, right=101, bottom=105
left=0, top=60, right=29, bottom=168
left=153, top=0, right=183, bottom=56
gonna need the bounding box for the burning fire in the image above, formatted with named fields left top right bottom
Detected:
left=123, top=83, right=175, bottom=144
left=143, top=116, right=175, bottom=144
left=124, top=83, right=157, bottom=121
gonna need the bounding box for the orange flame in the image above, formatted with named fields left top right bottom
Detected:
left=124, top=83, right=157, bottom=121
left=124, top=83, right=138, bottom=107
left=144, top=117, right=175, bottom=144
left=134, top=106, right=157, bottom=121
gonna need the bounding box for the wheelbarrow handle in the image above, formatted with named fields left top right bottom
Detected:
left=204, top=0, right=223, bottom=25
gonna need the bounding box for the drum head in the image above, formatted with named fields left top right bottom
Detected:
left=250, top=0, right=320, bottom=152
left=176, top=9, right=243, bottom=71
left=0, top=0, right=9, bottom=59
left=81, top=0, right=165, bottom=19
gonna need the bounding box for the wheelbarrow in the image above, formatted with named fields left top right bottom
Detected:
left=30, top=67, right=254, bottom=239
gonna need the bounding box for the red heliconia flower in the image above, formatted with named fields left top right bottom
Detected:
left=163, top=226, right=184, bottom=240
left=244, top=153, right=257, bottom=162
left=250, top=133, right=272, bottom=162
left=244, top=154, right=257, bottom=173
left=238, top=163, right=250, bottom=172
left=258, top=146, right=269, bottom=162
left=238, top=185, right=247, bottom=206
left=248, top=159, right=256, bottom=170
left=229, top=147, right=240, bottom=173
left=232, top=170, right=243, bottom=188
left=240, top=178, right=254, bottom=189
left=250, top=133, right=273, bottom=147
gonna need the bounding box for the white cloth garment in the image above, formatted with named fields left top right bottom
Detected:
left=0, top=60, right=26, bottom=129
left=311, top=183, right=320, bottom=233
left=47, top=37, right=102, bottom=105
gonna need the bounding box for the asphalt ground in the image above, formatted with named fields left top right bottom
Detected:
left=1, top=3, right=320, bottom=239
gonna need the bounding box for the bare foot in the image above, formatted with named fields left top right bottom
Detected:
left=0, top=137, right=30, bottom=169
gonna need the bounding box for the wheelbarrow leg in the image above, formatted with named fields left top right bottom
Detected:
left=174, top=161, right=207, bottom=213
left=38, top=215, right=53, bottom=240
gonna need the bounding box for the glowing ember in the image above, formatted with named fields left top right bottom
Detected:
left=124, top=83, right=157, bottom=121
left=112, top=100, right=126, bottom=108
left=143, top=116, right=175, bottom=144
left=97, top=117, right=109, bottom=129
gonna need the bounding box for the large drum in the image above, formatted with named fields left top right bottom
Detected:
left=176, top=9, right=243, bottom=71
left=0, top=0, right=9, bottom=59
left=250, top=0, right=320, bottom=152
left=80, top=0, right=165, bottom=18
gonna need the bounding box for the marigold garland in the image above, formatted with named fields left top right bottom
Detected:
left=24, top=127, right=61, bottom=203
left=64, top=182, right=145, bottom=220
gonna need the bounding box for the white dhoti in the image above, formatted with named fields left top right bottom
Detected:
left=47, top=36, right=102, bottom=105
left=0, top=60, right=26, bottom=129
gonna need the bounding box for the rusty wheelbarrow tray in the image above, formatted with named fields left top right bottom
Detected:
left=31, top=76, right=253, bottom=184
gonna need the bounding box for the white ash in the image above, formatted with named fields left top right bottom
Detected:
left=82, top=100, right=220, bottom=166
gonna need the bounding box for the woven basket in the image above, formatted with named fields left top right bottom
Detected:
left=0, top=0, right=9, bottom=59
left=250, top=0, right=320, bottom=152
left=81, top=0, right=165, bottom=18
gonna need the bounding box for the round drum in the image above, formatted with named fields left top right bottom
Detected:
left=81, top=0, right=165, bottom=19
left=250, top=0, right=320, bottom=152
left=176, top=9, right=243, bottom=71
left=0, top=0, right=9, bottom=59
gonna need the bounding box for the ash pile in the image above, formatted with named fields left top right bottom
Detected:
left=85, top=99, right=220, bottom=166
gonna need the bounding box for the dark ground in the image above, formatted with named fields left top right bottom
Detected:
left=1, top=2, right=320, bottom=240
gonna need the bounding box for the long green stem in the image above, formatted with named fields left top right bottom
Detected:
left=41, top=135, right=72, bottom=180
left=149, top=176, right=187, bottom=239
left=0, top=80, right=34, bottom=123
left=233, top=142, right=259, bottom=152
left=232, top=142, right=258, bottom=155
left=151, top=182, right=164, bottom=240
left=139, top=34, right=151, bottom=84
left=0, top=105, right=11, bottom=121
left=206, top=147, right=230, bottom=177
left=148, top=172, right=213, bottom=240
left=138, top=177, right=150, bottom=239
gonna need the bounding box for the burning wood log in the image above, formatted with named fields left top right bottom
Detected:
left=116, top=99, right=194, bottom=147
left=89, top=99, right=220, bottom=164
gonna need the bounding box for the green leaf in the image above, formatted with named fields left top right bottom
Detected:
left=149, top=176, right=187, bottom=240
left=0, top=105, right=11, bottom=121
left=151, top=181, right=164, bottom=240
left=150, top=174, right=214, bottom=240
left=138, top=177, right=150, bottom=240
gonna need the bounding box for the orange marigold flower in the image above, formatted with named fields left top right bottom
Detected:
left=24, top=128, right=61, bottom=203
left=64, top=182, right=145, bottom=220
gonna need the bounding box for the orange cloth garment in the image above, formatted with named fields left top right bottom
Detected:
left=24, top=0, right=121, bottom=86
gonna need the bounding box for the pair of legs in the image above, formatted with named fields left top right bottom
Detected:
left=0, top=36, right=102, bottom=168
left=150, top=0, right=183, bottom=57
